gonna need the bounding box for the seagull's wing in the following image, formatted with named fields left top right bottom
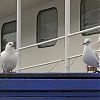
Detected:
left=93, top=51, right=99, bottom=68
left=95, top=51, right=99, bottom=60
left=0, top=52, right=3, bottom=65
left=0, top=51, right=5, bottom=72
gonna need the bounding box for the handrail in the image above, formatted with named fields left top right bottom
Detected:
left=68, top=54, right=83, bottom=59
left=17, top=25, right=100, bottom=72
left=68, top=25, right=100, bottom=37
left=19, top=25, right=100, bottom=51
left=19, top=36, right=65, bottom=50
left=19, top=59, right=64, bottom=70
left=18, top=49, right=100, bottom=71
left=68, top=49, right=100, bottom=59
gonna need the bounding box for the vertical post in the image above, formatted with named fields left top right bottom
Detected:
left=65, top=0, right=70, bottom=72
left=98, top=35, right=100, bottom=71
left=16, top=0, right=21, bottom=72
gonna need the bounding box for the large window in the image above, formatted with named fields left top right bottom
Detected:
left=81, top=0, right=100, bottom=36
left=37, top=7, right=58, bottom=48
left=1, top=20, right=16, bottom=51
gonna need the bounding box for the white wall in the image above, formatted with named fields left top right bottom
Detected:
left=70, top=0, right=99, bottom=72
left=20, top=0, right=65, bottom=73
left=0, top=0, right=99, bottom=73
left=0, top=0, right=65, bottom=73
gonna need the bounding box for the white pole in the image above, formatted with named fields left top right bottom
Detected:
left=65, top=0, right=70, bottom=72
left=98, top=34, right=100, bottom=71
left=16, top=0, right=21, bottom=72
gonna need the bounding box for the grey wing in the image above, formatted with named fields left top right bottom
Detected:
left=94, top=51, right=99, bottom=68
left=0, top=53, right=2, bottom=67
left=0, top=53, right=5, bottom=72
left=15, top=51, right=19, bottom=60
left=95, top=51, right=99, bottom=60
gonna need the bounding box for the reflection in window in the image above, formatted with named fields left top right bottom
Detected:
left=1, top=20, right=16, bottom=51
left=81, top=0, right=100, bottom=36
left=37, top=7, right=58, bottom=48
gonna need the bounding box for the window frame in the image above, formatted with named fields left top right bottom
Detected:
left=1, top=20, right=16, bottom=51
left=36, top=7, right=58, bottom=48
left=80, top=0, right=100, bottom=36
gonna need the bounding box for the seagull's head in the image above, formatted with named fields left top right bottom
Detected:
left=5, top=42, right=15, bottom=50
left=83, top=38, right=92, bottom=46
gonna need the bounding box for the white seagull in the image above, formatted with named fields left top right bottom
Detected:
left=83, top=38, right=100, bottom=72
left=0, top=42, right=18, bottom=73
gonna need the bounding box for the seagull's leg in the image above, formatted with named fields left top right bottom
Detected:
left=3, top=70, right=6, bottom=73
left=9, top=70, right=14, bottom=73
left=2, top=68, right=5, bottom=73
left=9, top=70, right=12, bottom=73
left=2, top=66, right=5, bottom=73
left=87, top=65, right=89, bottom=73
left=93, top=67, right=100, bottom=73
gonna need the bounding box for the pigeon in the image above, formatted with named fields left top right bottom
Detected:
left=0, top=42, right=18, bottom=73
left=83, top=38, right=100, bottom=72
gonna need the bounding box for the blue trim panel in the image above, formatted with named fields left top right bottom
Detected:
left=0, top=79, right=100, bottom=91
left=0, top=91, right=100, bottom=97
left=0, top=97, right=100, bottom=100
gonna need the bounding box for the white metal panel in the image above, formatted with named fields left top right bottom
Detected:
left=0, top=0, right=50, bottom=19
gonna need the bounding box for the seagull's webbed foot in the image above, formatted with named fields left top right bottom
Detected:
left=3, top=70, right=6, bottom=73
left=94, top=70, right=100, bottom=73
left=9, top=70, right=16, bottom=73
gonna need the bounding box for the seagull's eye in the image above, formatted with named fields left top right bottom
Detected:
left=9, top=43, right=12, bottom=45
left=87, top=41, right=90, bottom=43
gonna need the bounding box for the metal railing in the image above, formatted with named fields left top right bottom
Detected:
left=68, top=25, right=100, bottom=37
left=16, top=0, right=100, bottom=72
left=19, top=36, right=65, bottom=50
left=18, top=36, right=65, bottom=71
left=19, top=59, right=64, bottom=71
left=17, top=25, right=100, bottom=72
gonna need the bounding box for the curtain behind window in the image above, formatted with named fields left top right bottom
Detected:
left=81, top=0, right=100, bottom=36
left=1, top=20, right=16, bottom=51
left=37, top=7, right=58, bottom=48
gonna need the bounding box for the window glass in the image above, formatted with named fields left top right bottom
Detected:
left=1, top=20, right=16, bottom=51
left=81, top=0, right=100, bottom=36
left=37, top=7, right=58, bottom=48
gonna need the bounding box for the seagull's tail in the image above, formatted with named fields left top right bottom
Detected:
left=94, top=71, right=100, bottom=73
left=95, top=65, right=100, bottom=73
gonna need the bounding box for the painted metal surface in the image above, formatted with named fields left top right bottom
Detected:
left=0, top=79, right=100, bottom=91
left=0, top=73, right=99, bottom=100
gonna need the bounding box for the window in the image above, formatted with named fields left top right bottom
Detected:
left=37, top=7, right=58, bottom=48
left=80, top=0, right=100, bottom=36
left=1, top=20, right=16, bottom=51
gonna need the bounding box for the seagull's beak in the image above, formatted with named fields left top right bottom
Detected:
left=82, top=43, right=85, bottom=45
left=12, top=44, right=14, bottom=47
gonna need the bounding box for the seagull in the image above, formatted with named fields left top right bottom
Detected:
left=83, top=38, right=100, bottom=72
left=95, top=37, right=100, bottom=48
left=0, top=42, right=18, bottom=73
